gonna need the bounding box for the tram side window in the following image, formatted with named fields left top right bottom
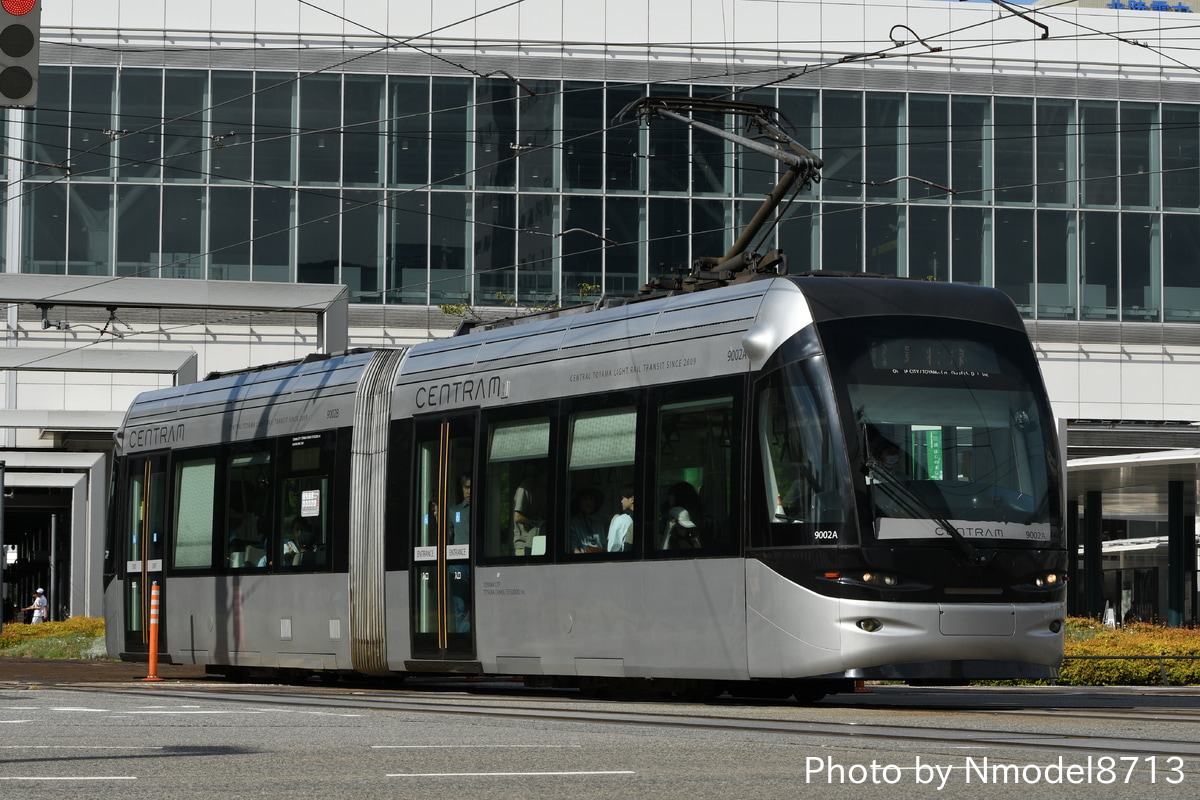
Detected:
left=755, top=368, right=842, bottom=546
left=172, top=455, right=217, bottom=570
left=278, top=433, right=334, bottom=571
left=655, top=392, right=737, bottom=556
left=566, top=406, right=637, bottom=555
left=224, top=443, right=274, bottom=569
left=483, top=416, right=551, bottom=559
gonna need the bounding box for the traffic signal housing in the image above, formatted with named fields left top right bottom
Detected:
left=0, top=0, right=38, bottom=105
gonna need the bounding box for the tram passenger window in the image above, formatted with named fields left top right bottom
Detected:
left=655, top=393, right=737, bottom=556
left=566, top=407, right=637, bottom=555
left=483, top=416, right=551, bottom=558
left=172, top=455, right=217, bottom=570
left=224, top=444, right=273, bottom=569
left=278, top=433, right=335, bottom=571
left=755, top=369, right=842, bottom=546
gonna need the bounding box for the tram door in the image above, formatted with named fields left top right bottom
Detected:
left=412, top=416, right=476, bottom=660
left=123, top=453, right=168, bottom=655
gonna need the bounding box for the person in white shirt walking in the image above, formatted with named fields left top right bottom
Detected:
left=22, top=588, right=48, bottom=624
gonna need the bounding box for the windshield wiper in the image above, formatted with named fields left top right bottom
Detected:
left=864, top=458, right=994, bottom=566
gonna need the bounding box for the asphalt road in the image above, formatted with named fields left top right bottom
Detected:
left=2, top=661, right=1199, bottom=800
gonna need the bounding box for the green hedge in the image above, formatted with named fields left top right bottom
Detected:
left=1060, top=618, right=1200, bottom=686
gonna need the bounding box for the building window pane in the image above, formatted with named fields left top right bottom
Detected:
left=607, top=85, right=644, bottom=192
left=211, top=72, right=254, bottom=183
left=1122, top=213, right=1160, bottom=322
left=432, top=78, right=470, bottom=187
left=27, top=67, right=68, bottom=167
left=561, top=194, right=603, bottom=300
left=298, top=74, right=342, bottom=185
left=297, top=191, right=339, bottom=284
left=1081, top=211, right=1119, bottom=320
left=518, top=81, right=558, bottom=191
left=737, top=88, right=779, bottom=198
left=649, top=197, right=689, bottom=278
left=255, top=72, right=296, bottom=183
left=909, top=205, right=947, bottom=281
left=605, top=196, right=642, bottom=294
left=1036, top=210, right=1076, bottom=319
left=866, top=93, right=904, bottom=201
left=70, top=184, right=114, bottom=276
left=648, top=84, right=691, bottom=194
left=209, top=186, right=251, bottom=280
left=163, top=70, right=206, bottom=183
left=343, top=74, right=383, bottom=186
left=475, top=193, right=516, bottom=304
left=995, top=208, right=1034, bottom=316
left=690, top=85, right=728, bottom=196
left=563, top=82, right=604, bottom=191
left=391, top=76, right=430, bottom=186
left=1120, top=103, right=1156, bottom=211
left=1162, top=104, right=1199, bottom=211
left=821, top=91, right=863, bottom=200
left=951, top=96, right=989, bottom=203
left=995, top=97, right=1033, bottom=204
left=116, top=185, right=161, bottom=277
left=778, top=201, right=817, bottom=273
left=909, top=94, right=949, bottom=202
left=389, top=191, right=430, bottom=304
left=692, top=199, right=726, bottom=263
left=476, top=79, right=517, bottom=189
left=866, top=205, right=902, bottom=276
left=252, top=186, right=292, bottom=282
left=1080, top=101, right=1117, bottom=208
left=518, top=194, right=558, bottom=306
left=343, top=190, right=381, bottom=303
left=118, top=69, right=162, bottom=181
left=72, top=68, right=116, bottom=179
left=161, top=185, right=204, bottom=279
left=951, top=206, right=988, bottom=285
left=821, top=204, right=862, bottom=272
left=1163, top=214, right=1200, bottom=322
left=24, top=182, right=67, bottom=274
left=1037, top=99, right=1075, bottom=207
left=430, top=192, right=469, bottom=303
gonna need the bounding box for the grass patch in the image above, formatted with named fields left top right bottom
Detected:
left=0, top=617, right=109, bottom=660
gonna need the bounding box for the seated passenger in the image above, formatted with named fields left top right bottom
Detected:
left=659, top=506, right=701, bottom=550
left=569, top=487, right=606, bottom=553
left=607, top=484, right=635, bottom=552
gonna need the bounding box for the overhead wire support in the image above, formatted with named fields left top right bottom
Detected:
left=990, top=0, right=1050, bottom=40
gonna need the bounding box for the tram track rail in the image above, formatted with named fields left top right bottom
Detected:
left=44, top=681, right=1200, bottom=760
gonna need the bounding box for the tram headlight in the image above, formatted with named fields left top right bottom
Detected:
left=1034, top=572, right=1062, bottom=588
left=861, top=572, right=900, bottom=587
left=857, top=618, right=884, bottom=633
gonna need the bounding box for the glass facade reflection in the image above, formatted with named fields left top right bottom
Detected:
left=16, top=66, right=1200, bottom=319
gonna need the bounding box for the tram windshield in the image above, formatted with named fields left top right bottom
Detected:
left=829, top=317, right=1058, bottom=546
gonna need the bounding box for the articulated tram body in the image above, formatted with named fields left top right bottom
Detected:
left=106, top=276, right=1065, bottom=692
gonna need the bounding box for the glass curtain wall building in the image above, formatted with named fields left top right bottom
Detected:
left=13, top=66, right=1200, bottom=323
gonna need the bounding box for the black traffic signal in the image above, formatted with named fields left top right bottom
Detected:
left=0, top=0, right=38, bottom=105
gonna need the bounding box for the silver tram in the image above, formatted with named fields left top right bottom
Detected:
left=106, top=274, right=1066, bottom=699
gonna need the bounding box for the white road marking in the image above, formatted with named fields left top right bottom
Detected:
left=0, top=721, right=31, bottom=724
left=374, top=744, right=582, bottom=749
left=0, top=777, right=138, bottom=781
left=387, top=771, right=634, bottom=777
